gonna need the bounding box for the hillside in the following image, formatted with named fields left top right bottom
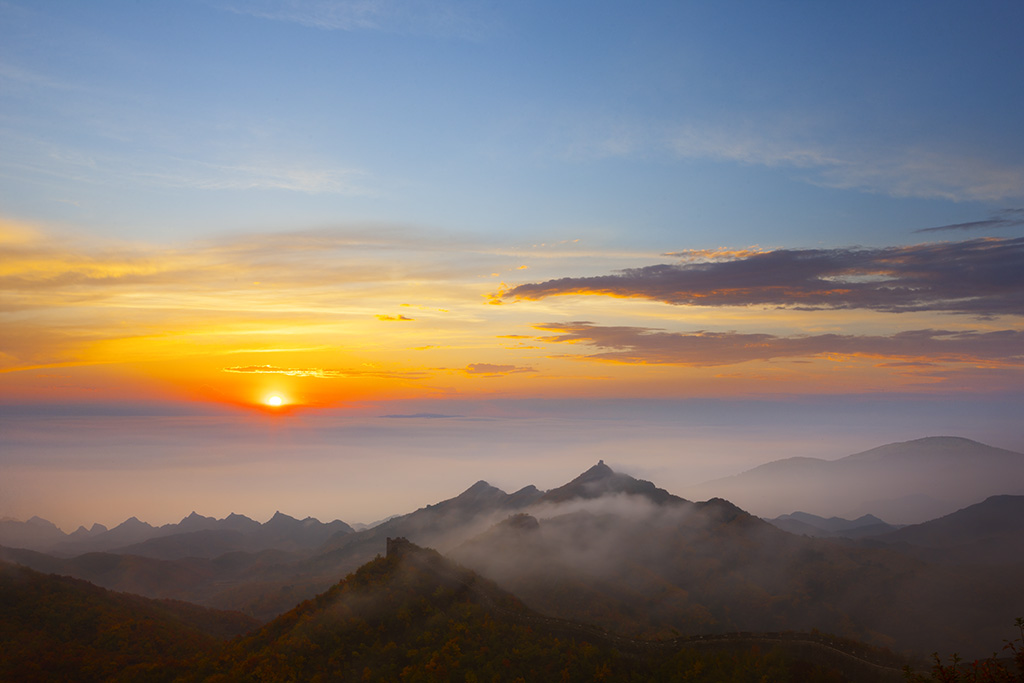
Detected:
left=874, top=495, right=1024, bottom=565
left=0, top=560, right=257, bottom=682
left=188, top=539, right=898, bottom=682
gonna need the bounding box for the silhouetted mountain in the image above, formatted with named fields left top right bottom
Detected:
left=683, top=436, right=1024, bottom=523
left=874, top=494, right=1024, bottom=564
left=316, top=478, right=543, bottom=564
left=769, top=512, right=900, bottom=538
left=541, top=459, right=687, bottom=504
left=67, top=522, right=108, bottom=541
left=0, top=516, right=68, bottom=552
left=14, top=510, right=356, bottom=558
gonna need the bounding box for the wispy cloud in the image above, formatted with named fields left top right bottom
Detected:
left=223, top=364, right=426, bottom=379
left=376, top=314, right=414, bottom=321
left=0, top=131, right=374, bottom=196
left=915, top=209, right=1024, bottom=234
left=504, top=237, right=1024, bottom=317
left=533, top=322, right=1024, bottom=367
left=463, top=363, right=536, bottom=376
left=0, top=60, right=84, bottom=92
left=559, top=116, right=1024, bottom=201
left=668, top=124, right=1024, bottom=201
left=219, top=0, right=488, bottom=39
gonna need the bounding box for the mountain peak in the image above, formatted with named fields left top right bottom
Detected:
left=267, top=511, right=298, bottom=524
left=25, top=516, right=60, bottom=530
left=448, top=481, right=507, bottom=509
left=580, top=460, right=614, bottom=481
left=542, top=461, right=686, bottom=505
left=116, top=516, right=151, bottom=529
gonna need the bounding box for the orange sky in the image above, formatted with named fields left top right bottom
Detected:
left=5, top=220, right=1022, bottom=415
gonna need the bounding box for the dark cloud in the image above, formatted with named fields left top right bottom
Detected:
left=464, top=363, right=537, bottom=376
left=504, top=237, right=1024, bottom=316
left=533, top=322, right=1024, bottom=367
left=915, top=209, right=1024, bottom=234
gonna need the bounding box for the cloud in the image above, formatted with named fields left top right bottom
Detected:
left=222, top=365, right=426, bottom=379
left=376, top=314, right=414, bottom=321
left=463, top=363, right=536, bottom=376
left=0, top=60, right=83, bottom=92
left=379, top=413, right=460, bottom=419
left=668, top=124, right=1024, bottom=202
left=220, top=0, right=487, bottom=39
left=0, top=129, right=374, bottom=197
left=532, top=322, right=1024, bottom=367
left=504, top=237, right=1024, bottom=316
left=914, top=209, right=1024, bottom=234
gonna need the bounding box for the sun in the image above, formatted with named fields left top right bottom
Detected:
left=266, top=394, right=284, bottom=407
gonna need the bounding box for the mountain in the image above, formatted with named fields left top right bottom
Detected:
left=540, top=459, right=686, bottom=504
left=189, top=539, right=894, bottom=683
left=447, top=463, right=1022, bottom=659
left=0, top=560, right=257, bottom=682
left=0, top=510, right=355, bottom=557
left=873, top=494, right=1024, bottom=565
left=0, top=516, right=70, bottom=552
left=4, top=453, right=1022, bottom=661
left=314, top=479, right=544, bottom=570
left=682, top=436, right=1024, bottom=523
left=769, top=512, right=900, bottom=538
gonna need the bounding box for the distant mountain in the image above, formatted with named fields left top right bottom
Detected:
left=0, top=510, right=354, bottom=557
left=683, top=436, right=1024, bottom=523
left=0, top=516, right=67, bottom=551
left=769, top=512, right=900, bottom=538
left=873, top=494, right=1024, bottom=565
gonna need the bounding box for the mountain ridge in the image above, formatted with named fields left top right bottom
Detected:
left=682, top=436, right=1024, bottom=523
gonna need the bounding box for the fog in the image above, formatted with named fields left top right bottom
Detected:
left=1, top=394, right=1020, bottom=531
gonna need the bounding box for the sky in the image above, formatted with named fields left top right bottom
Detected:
left=2, top=0, right=1023, bottom=530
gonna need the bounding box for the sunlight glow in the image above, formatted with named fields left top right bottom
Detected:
left=266, top=395, right=284, bottom=407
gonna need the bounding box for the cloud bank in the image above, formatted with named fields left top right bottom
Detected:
left=505, top=238, right=1024, bottom=316
left=532, top=322, right=1024, bottom=367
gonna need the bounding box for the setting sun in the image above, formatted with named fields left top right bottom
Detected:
left=266, top=395, right=284, bottom=407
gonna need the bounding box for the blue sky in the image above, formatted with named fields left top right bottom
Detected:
left=2, top=1, right=1023, bottom=528
left=4, top=0, right=1022, bottom=245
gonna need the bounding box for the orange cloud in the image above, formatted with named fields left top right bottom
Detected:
left=532, top=322, right=1024, bottom=367
left=463, top=363, right=537, bottom=376
left=223, top=365, right=426, bottom=379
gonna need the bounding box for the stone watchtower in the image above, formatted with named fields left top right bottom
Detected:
left=386, top=536, right=412, bottom=558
